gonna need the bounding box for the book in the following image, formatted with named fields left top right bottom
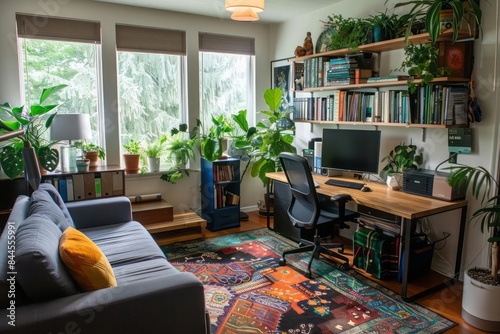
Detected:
left=366, top=75, right=409, bottom=83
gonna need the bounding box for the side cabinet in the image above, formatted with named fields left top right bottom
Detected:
left=201, top=157, right=240, bottom=231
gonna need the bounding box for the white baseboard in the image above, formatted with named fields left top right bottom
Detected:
left=241, top=205, right=258, bottom=212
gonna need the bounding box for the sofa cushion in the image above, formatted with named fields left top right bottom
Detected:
left=113, top=258, right=177, bottom=285
left=29, top=189, right=71, bottom=232
left=38, top=183, right=75, bottom=227
left=82, top=221, right=166, bottom=267
left=59, top=227, right=117, bottom=291
left=16, top=214, right=79, bottom=301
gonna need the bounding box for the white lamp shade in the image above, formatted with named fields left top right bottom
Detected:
left=50, top=113, right=92, bottom=141
left=225, top=0, right=264, bottom=13
left=231, top=8, right=259, bottom=21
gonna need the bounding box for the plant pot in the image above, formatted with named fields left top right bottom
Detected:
left=76, top=159, right=90, bottom=172
left=386, top=174, right=402, bottom=190
left=462, top=268, right=500, bottom=331
left=148, top=157, right=160, bottom=173
left=123, top=154, right=140, bottom=174
left=85, top=151, right=99, bottom=167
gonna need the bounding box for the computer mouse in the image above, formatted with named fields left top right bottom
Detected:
left=361, top=186, right=371, bottom=192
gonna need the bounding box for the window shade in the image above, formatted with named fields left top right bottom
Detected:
left=199, top=33, right=255, bottom=55
left=16, top=14, right=100, bottom=43
left=116, top=24, right=186, bottom=55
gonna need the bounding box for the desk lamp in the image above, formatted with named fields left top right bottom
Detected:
left=0, top=129, right=41, bottom=191
left=50, top=113, right=92, bottom=173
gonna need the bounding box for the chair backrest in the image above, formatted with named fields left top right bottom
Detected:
left=279, top=152, right=321, bottom=228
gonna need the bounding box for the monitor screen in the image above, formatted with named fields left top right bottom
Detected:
left=321, top=129, right=381, bottom=174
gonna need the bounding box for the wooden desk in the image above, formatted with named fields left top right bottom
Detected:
left=266, top=172, right=468, bottom=302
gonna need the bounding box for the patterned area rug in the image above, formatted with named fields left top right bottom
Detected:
left=161, top=229, right=455, bottom=334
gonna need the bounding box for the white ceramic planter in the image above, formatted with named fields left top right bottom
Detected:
left=386, top=174, right=402, bottom=190
left=148, top=157, right=160, bottom=173
left=462, top=269, right=500, bottom=332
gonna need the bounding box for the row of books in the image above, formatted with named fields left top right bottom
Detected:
left=42, top=171, right=124, bottom=202
left=292, top=84, right=469, bottom=125
left=301, top=54, right=373, bottom=89
left=213, top=164, right=236, bottom=182
left=213, top=185, right=240, bottom=209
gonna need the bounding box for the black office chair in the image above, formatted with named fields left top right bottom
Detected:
left=277, top=152, right=359, bottom=277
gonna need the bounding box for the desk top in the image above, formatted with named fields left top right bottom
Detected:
left=266, top=172, right=467, bottom=220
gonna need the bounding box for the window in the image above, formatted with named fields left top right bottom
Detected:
left=16, top=15, right=102, bottom=144
left=199, top=33, right=255, bottom=130
left=116, top=25, right=186, bottom=157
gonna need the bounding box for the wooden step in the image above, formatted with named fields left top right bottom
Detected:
left=132, top=199, right=173, bottom=223
left=144, top=211, right=207, bottom=246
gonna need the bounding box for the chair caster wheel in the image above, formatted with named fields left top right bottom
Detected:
left=306, top=272, right=312, bottom=279
left=340, top=263, right=349, bottom=271
left=279, top=258, right=286, bottom=266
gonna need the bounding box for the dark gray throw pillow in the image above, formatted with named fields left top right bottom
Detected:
left=16, top=214, right=79, bottom=301
left=38, top=183, right=75, bottom=227
left=29, top=188, right=71, bottom=232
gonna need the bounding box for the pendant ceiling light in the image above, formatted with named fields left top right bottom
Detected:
left=225, top=0, right=265, bottom=21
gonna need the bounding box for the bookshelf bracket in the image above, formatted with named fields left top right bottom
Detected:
left=421, top=128, right=426, bottom=142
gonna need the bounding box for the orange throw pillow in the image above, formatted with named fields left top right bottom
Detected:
left=59, top=227, right=117, bottom=291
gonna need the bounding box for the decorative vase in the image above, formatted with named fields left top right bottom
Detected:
left=462, top=268, right=500, bottom=331
left=373, top=25, right=384, bottom=42
left=148, top=157, right=160, bottom=173
left=85, top=151, right=99, bottom=167
left=386, top=174, right=402, bottom=190
left=123, top=154, right=140, bottom=174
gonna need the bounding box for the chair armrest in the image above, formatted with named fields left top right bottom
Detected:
left=65, top=197, right=133, bottom=229
left=0, top=272, right=208, bottom=334
left=330, top=194, right=353, bottom=203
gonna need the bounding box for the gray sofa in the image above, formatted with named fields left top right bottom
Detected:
left=0, top=183, right=208, bottom=334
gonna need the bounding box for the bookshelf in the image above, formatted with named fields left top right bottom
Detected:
left=201, top=157, right=240, bottom=231
left=291, top=30, right=472, bottom=129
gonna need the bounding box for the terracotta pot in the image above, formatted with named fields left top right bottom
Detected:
left=85, top=151, right=99, bottom=167
left=123, top=154, right=140, bottom=174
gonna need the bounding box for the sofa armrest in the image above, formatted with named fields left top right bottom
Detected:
left=66, top=197, right=133, bottom=229
left=0, top=272, right=208, bottom=334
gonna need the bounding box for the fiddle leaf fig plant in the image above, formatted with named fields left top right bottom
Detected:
left=233, top=88, right=296, bottom=186
left=0, top=84, right=67, bottom=178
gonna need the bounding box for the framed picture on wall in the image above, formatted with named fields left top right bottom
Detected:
left=271, top=58, right=293, bottom=109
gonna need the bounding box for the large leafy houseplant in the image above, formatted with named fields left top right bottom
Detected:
left=390, top=0, right=483, bottom=44
left=322, top=14, right=372, bottom=51
left=448, top=165, right=499, bottom=284
left=234, top=88, right=296, bottom=186
left=0, top=84, right=67, bottom=178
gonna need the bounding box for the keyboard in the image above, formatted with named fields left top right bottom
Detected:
left=325, top=179, right=364, bottom=190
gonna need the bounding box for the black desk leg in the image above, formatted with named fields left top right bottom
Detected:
left=401, top=217, right=412, bottom=301
left=266, top=178, right=273, bottom=231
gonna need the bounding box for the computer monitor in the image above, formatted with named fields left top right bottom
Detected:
left=321, top=129, right=381, bottom=174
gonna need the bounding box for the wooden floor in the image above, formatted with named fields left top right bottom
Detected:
left=204, top=211, right=488, bottom=334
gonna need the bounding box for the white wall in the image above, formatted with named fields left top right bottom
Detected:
left=270, top=0, right=500, bottom=275
left=0, top=0, right=269, bottom=210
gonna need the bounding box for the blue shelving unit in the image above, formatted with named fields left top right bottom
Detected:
left=201, top=157, right=240, bottom=231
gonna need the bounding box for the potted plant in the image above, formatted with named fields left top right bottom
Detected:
left=390, top=0, right=483, bottom=44
left=160, top=125, right=196, bottom=183
left=122, top=139, right=142, bottom=174
left=322, top=14, right=372, bottom=51
left=447, top=165, right=500, bottom=331
left=0, top=84, right=67, bottom=178
left=75, top=141, right=105, bottom=167
left=380, top=142, right=423, bottom=189
left=200, top=115, right=233, bottom=162
left=367, top=10, right=399, bottom=42
left=144, top=135, right=167, bottom=172
left=398, top=43, right=450, bottom=94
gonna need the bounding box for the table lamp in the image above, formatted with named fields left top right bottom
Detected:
left=50, top=113, right=92, bottom=173
left=0, top=129, right=41, bottom=191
